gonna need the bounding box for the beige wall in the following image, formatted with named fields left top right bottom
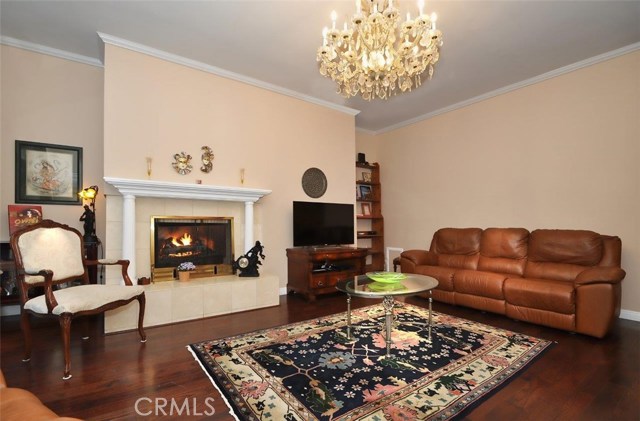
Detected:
left=0, top=45, right=105, bottom=242
left=358, top=51, right=640, bottom=313
left=103, top=45, right=356, bottom=286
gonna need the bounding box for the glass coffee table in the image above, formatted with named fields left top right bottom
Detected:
left=336, top=273, right=438, bottom=358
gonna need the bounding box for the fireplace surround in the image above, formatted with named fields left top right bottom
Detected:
left=104, top=177, right=270, bottom=280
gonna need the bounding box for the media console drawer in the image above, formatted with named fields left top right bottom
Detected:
left=286, top=247, right=367, bottom=302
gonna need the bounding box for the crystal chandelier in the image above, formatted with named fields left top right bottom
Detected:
left=317, top=0, right=443, bottom=101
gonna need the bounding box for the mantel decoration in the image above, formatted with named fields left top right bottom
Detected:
left=172, top=152, right=193, bottom=175
left=177, top=261, right=196, bottom=282
left=200, top=146, right=214, bottom=173
left=233, top=241, right=265, bottom=277
left=317, top=0, right=443, bottom=100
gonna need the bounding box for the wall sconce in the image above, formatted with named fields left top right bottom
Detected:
left=78, top=185, right=99, bottom=242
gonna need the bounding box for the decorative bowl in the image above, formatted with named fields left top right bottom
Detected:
left=366, top=272, right=407, bottom=284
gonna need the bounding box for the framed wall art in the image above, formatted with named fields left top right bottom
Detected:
left=15, top=140, right=83, bottom=205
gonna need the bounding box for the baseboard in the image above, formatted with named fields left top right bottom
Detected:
left=620, top=309, right=640, bottom=322
left=279, top=287, right=288, bottom=296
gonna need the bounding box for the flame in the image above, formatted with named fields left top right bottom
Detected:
left=171, top=233, right=193, bottom=247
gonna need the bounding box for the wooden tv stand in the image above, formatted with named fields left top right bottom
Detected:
left=286, top=247, right=368, bottom=302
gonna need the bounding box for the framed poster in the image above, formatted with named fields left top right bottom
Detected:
left=15, top=140, right=82, bottom=205
left=7, top=205, right=43, bottom=235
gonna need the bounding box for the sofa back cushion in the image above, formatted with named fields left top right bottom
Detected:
left=524, top=229, right=603, bottom=281
left=478, top=228, right=529, bottom=276
left=430, top=228, right=481, bottom=269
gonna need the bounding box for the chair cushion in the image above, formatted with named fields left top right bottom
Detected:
left=17, top=227, right=85, bottom=284
left=24, top=285, right=144, bottom=315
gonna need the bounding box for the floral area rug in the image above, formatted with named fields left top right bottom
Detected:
left=188, top=303, right=552, bottom=420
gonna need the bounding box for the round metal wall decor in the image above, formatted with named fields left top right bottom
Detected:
left=301, top=167, right=327, bottom=198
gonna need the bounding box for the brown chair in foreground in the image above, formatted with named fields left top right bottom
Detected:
left=10, top=219, right=146, bottom=380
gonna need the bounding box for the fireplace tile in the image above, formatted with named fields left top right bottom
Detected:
left=165, top=199, right=193, bottom=217
left=144, top=289, right=172, bottom=326
left=106, top=195, right=123, bottom=222
left=231, top=278, right=257, bottom=312
left=172, top=284, right=204, bottom=322
left=136, top=197, right=166, bottom=222
left=104, top=275, right=280, bottom=334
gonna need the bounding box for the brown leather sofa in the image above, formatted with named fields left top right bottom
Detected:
left=400, top=228, right=626, bottom=338
left=0, top=370, right=82, bottom=421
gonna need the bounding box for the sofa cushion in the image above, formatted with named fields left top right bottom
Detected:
left=525, top=230, right=603, bottom=281
left=504, top=277, right=575, bottom=314
left=528, top=229, right=603, bottom=266
left=413, top=265, right=454, bottom=292
left=453, top=269, right=507, bottom=300
left=478, top=228, right=528, bottom=276
left=430, top=228, right=481, bottom=269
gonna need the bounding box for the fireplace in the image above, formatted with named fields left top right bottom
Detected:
left=151, top=216, right=234, bottom=281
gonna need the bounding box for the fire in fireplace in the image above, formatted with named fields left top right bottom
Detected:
left=151, top=216, right=234, bottom=281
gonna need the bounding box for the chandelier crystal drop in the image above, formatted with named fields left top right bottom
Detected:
left=317, top=0, right=443, bottom=101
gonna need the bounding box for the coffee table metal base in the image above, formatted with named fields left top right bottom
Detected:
left=344, top=291, right=433, bottom=358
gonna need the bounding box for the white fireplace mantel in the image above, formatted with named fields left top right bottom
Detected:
left=104, top=177, right=271, bottom=278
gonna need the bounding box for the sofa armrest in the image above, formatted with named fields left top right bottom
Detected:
left=575, top=267, right=626, bottom=286
left=400, top=250, right=438, bottom=266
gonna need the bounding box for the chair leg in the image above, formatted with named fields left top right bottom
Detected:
left=20, top=311, right=32, bottom=362
left=137, top=294, right=147, bottom=343
left=59, top=315, right=73, bottom=380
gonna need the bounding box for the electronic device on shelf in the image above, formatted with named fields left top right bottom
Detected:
left=293, top=201, right=355, bottom=247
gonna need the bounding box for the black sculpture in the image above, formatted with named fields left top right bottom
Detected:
left=79, top=204, right=96, bottom=241
left=233, top=241, right=265, bottom=277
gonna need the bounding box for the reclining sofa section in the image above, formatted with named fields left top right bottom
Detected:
left=400, top=228, right=626, bottom=338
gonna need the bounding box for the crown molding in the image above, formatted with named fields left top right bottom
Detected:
left=375, top=41, right=640, bottom=135
left=355, top=127, right=377, bottom=136
left=0, top=36, right=103, bottom=67
left=97, top=32, right=360, bottom=117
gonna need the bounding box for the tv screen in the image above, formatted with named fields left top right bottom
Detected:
left=293, top=201, right=355, bottom=247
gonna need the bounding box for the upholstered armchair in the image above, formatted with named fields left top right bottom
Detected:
left=10, top=219, right=146, bottom=380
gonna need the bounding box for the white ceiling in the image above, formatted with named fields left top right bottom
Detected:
left=1, top=1, right=639, bottom=133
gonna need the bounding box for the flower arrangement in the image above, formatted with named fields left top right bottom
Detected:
left=177, top=262, right=196, bottom=272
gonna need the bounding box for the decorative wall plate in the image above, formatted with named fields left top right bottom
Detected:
left=301, top=167, right=327, bottom=198
left=172, top=152, right=193, bottom=175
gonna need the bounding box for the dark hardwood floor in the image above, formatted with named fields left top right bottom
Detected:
left=1, top=293, right=639, bottom=420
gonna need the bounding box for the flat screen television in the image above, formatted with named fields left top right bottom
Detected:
left=293, top=201, right=355, bottom=247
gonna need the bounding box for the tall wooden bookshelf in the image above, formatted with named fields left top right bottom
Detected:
left=356, top=162, right=384, bottom=271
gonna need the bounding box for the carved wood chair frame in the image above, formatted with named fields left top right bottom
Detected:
left=10, top=219, right=146, bottom=380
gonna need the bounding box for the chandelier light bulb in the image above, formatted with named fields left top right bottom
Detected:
left=317, top=0, right=443, bottom=100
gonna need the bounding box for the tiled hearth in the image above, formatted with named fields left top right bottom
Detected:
left=105, top=275, right=279, bottom=333
left=102, top=178, right=276, bottom=333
